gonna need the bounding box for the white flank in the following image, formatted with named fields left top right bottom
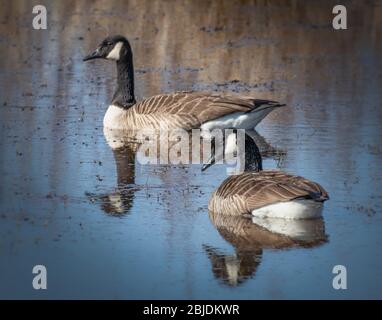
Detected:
left=251, top=199, right=324, bottom=220
left=225, top=131, right=238, bottom=155
left=200, top=107, right=274, bottom=131
left=106, top=41, right=123, bottom=61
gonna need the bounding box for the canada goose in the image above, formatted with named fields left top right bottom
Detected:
left=83, top=35, right=285, bottom=131
left=202, top=131, right=329, bottom=219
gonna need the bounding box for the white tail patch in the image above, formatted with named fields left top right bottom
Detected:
left=251, top=199, right=324, bottom=220
left=106, top=41, right=124, bottom=61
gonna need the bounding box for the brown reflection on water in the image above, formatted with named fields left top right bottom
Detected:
left=205, top=210, right=327, bottom=286
left=2, top=0, right=381, bottom=104
left=86, top=143, right=138, bottom=216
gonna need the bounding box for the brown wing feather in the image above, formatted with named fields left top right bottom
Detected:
left=134, top=92, right=283, bottom=126
left=209, top=170, right=329, bottom=215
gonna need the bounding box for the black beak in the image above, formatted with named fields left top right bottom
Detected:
left=201, top=154, right=215, bottom=172
left=83, top=48, right=103, bottom=61
left=201, top=136, right=217, bottom=172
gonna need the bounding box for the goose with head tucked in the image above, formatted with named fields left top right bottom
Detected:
left=83, top=35, right=285, bottom=131
left=202, top=131, right=329, bottom=219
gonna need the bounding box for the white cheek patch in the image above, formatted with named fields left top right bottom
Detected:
left=225, top=132, right=237, bottom=156
left=106, top=41, right=123, bottom=61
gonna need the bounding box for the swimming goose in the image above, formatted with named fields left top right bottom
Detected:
left=202, top=131, right=329, bottom=219
left=83, top=35, right=285, bottom=131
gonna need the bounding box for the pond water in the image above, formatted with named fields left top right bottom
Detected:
left=0, top=0, right=382, bottom=299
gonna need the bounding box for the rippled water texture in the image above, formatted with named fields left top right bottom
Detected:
left=0, top=0, right=382, bottom=299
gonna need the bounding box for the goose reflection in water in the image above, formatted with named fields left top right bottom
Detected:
left=87, top=128, right=286, bottom=216
left=86, top=142, right=138, bottom=216
left=85, top=129, right=142, bottom=216
left=205, top=211, right=328, bottom=286
left=88, top=128, right=185, bottom=216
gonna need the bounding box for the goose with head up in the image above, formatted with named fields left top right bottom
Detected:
left=83, top=35, right=285, bottom=131
left=202, top=131, right=329, bottom=219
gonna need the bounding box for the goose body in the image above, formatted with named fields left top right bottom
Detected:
left=84, top=35, right=284, bottom=131
left=203, top=132, right=329, bottom=219
left=104, top=92, right=282, bottom=131
left=208, top=170, right=328, bottom=219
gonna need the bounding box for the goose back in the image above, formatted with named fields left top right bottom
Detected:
left=208, top=170, right=329, bottom=216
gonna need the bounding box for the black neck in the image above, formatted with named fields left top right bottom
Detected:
left=244, top=134, right=263, bottom=172
left=112, top=55, right=136, bottom=109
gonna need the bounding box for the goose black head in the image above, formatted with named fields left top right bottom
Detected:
left=201, top=130, right=263, bottom=172
left=83, top=35, right=132, bottom=62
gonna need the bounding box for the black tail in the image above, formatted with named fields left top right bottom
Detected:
left=248, top=99, right=286, bottom=113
